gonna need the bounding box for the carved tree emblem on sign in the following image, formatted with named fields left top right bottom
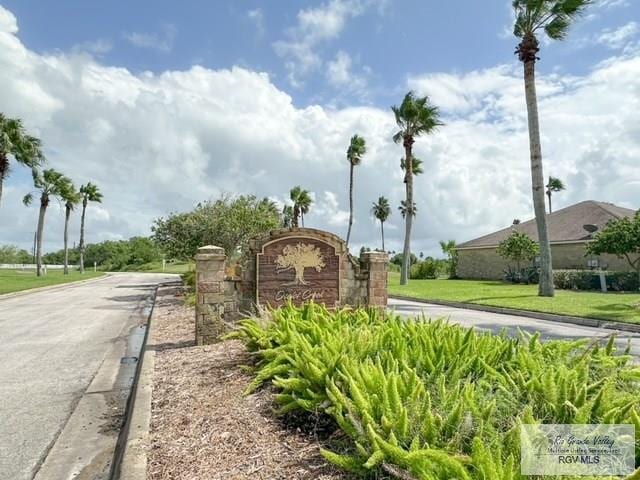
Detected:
left=275, top=243, right=326, bottom=286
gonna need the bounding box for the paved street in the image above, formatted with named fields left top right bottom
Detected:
left=389, top=297, right=640, bottom=359
left=0, top=273, right=178, bottom=480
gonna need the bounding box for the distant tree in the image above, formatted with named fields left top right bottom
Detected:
left=497, top=231, right=539, bottom=273
left=391, top=252, right=418, bottom=267
left=289, top=186, right=312, bottom=227
left=513, top=0, right=591, bottom=296
left=398, top=200, right=417, bottom=219
left=23, top=169, right=73, bottom=276
left=586, top=211, right=640, bottom=286
left=78, top=182, right=103, bottom=273
left=0, top=244, right=31, bottom=264
left=282, top=205, right=294, bottom=228
left=345, top=134, right=366, bottom=246
left=153, top=195, right=281, bottom=260
left=400, top=156, right=424, bottom=176
left=0, top=114, right=45, bottom=206
left=371, top=196, right=391, bottom=251
left=60, top=182, right=81, bottom=274
left=392, top=91, right=442, bottom=286
left=545, top=176, right=565, bottom=214
left=439, top=239, right=459, bottom=279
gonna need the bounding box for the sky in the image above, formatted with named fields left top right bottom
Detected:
left=0, top=0, right=639, bottom=257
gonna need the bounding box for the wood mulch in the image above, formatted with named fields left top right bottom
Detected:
left=146, top=286, right=352, bottom=480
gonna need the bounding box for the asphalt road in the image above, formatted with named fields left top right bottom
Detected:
left=389, top=297, right=640, bottom=359
left=0, top=273, right=178, bottom=480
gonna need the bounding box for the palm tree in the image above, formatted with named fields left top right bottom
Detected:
left=60, top=182, right=81, bottom=275
left=23, top=169, right=73, bottom=276
left=371, top=196, right=391, bottom=251
left=345, top=134, right=366, bottom=246
left=282, top=205, right=294, bottom=228
left=398, top=200, right=417, bottom=219
left=514, top=0, right=591, bottom=296
left=392, top=91, right=442, bottom=285
left=78, top=182, right=103, bottom=273
left=289, top=186, right=312, bottom=228
left=439, top=239, right=458, bottom=279
left=545, top=176, right=565, bottom=214
left=400, top=156, right=424, bottom=176
left=0, top=114, right=45, bottom=206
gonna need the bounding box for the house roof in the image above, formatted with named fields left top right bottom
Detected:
left=457, top=201, right=637, bottom=249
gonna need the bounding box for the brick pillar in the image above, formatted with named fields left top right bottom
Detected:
left=362, top=251, right=389, bottom=307
left=195, top=245, right=227, bottom=345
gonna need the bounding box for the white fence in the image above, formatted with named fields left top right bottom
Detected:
left=0, top=264, right=66, bottom=270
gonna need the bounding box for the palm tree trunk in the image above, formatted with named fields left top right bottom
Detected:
left=63, top=205, right=71, bottom=275
left=346, top=164, right=354, bottom=246
left=79, top=199, right=87, bottom=273
left=400, top=139, right=414, bottom=285
left=380, top=220, right=385, bottom=252
left=547, top=191, right=552, bottom=214
left=523, top=56, right=554, bottom=297
left=36, top=194, right=48, bottom=277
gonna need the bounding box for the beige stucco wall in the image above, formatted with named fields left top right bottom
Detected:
left=457, top=242, right=635, bottom=280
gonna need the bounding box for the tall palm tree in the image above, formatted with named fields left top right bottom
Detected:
left=0, top=114, right=45, bottom=206
left=371, top=196, right=391, bottom=251
left=514, top=0, right=591, bottom=296
left=23, top=169, right=73, bottom=276
left=400, top=156, right=424, bottom=176
left=78, top=182, right=103, bottom=273
left=392, top=91, right=442, bottom=285
left=439, top=239, right=458, bottom=279
left=345, top=134, right=366, bottom=246
left=545, top=176, right=565, bottom=214
left=398, top=200, right=417, bottom=219
left=282, top=205, right=294, bottom=228
left=289, top=186, right=312, bottom=228
left=60, top=182, right=81, bottom=275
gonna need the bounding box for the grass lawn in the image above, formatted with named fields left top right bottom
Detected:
left=388, top=272, right=640, bottom=324
left=122, top=261, right=193, bottom=274
left=0, top=269, right=105, bottom=295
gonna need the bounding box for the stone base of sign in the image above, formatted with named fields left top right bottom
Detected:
left=194, top=228, right=389, bottom=345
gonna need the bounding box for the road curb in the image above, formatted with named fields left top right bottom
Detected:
left=0, top=273, right=110, bottom=300
left=113, top=281, right=183, bottom=480
left=389, top=295, right=640, bottom=334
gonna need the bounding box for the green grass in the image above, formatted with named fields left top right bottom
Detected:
left=121, top=261, right=193, bottom=274
left=388, top=272, right=640, bottom=324
left=0, top=269, right=105, bottom=295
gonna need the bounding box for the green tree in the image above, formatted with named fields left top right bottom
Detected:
left=60, top=182, right=81, bottom=274
left=586, top=211, right=640, bottom=286
left=0, top=114, right=45, bottom=206
left=23, top=168, right=73, bottom=276
left=398, top=200, right=417, bottom=219
left=545, top=176, right=565, bottom=214
left=400, top=156, right=424, bottom=176
left=282, top=205, right=294, bottom=228
left=371, top=196, right=391, bottom=251
left=78, top=182, right=103, bottom=273
left=0, top=244, right=32, bottom=264
left=345, top=134, right=366, bottom=246
left=289, top=186, right=312, bottom=228
left=497, top=230, right=540, bottom=273
left=152, top=195, right=281, bottom=260
left=514, top=0, right=591, bottom=296
left=392, top=91, right=442, bottom=285
left=439, top=239, right=459, bottom=279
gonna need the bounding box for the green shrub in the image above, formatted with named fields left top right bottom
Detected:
left=554, top=270, right=639, bottom=292
left=230, top=303, right=640, bottom=479
left=410, top=259, right=438, bottom=279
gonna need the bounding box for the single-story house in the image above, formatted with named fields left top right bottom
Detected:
left=456, top=200, right=637, bottom=280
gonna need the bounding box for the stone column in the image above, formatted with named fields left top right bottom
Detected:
left=195, top=245, right=227, bottom=345
left=362, top=251, right=389, bottom=307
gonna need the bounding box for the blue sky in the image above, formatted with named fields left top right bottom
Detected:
left=1, top=1, right=639, bottom=256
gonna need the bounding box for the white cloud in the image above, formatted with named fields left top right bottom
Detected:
left=247, top=8, right=265, bottom=37
left=595, top=21, right=639, bottom=50
left=326, top=50, right=368, bottom=95
left=124, top=24, right=176, bottom=53
left=0, top=5, right=639, bottom=259
left=273, top=0, right=382, bottom=87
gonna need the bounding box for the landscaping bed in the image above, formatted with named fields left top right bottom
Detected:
left=146, top=287, right=350, bottom=480
left=388, top=273, right=640, bottom=324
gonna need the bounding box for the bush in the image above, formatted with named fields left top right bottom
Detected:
left=503, top=265, right=539, bottom=285
left=231, top=303, right=640, bottom=479
left=554, top=270, right=639, bottom=292
left=410, top=259, right=438, bottom=279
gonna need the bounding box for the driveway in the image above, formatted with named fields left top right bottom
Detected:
left=0, top=272, right=179, bottom=480
left=388, top=297, right=640, bottom=359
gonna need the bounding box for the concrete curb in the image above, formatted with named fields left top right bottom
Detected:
left=389, top=295, right=640, bottom=334
left=113, top=281, right=182, bottom=480
left=0, top=273, right=110, bottom=300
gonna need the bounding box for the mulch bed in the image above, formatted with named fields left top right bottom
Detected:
left=146, top=286, right=352, bottom=480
